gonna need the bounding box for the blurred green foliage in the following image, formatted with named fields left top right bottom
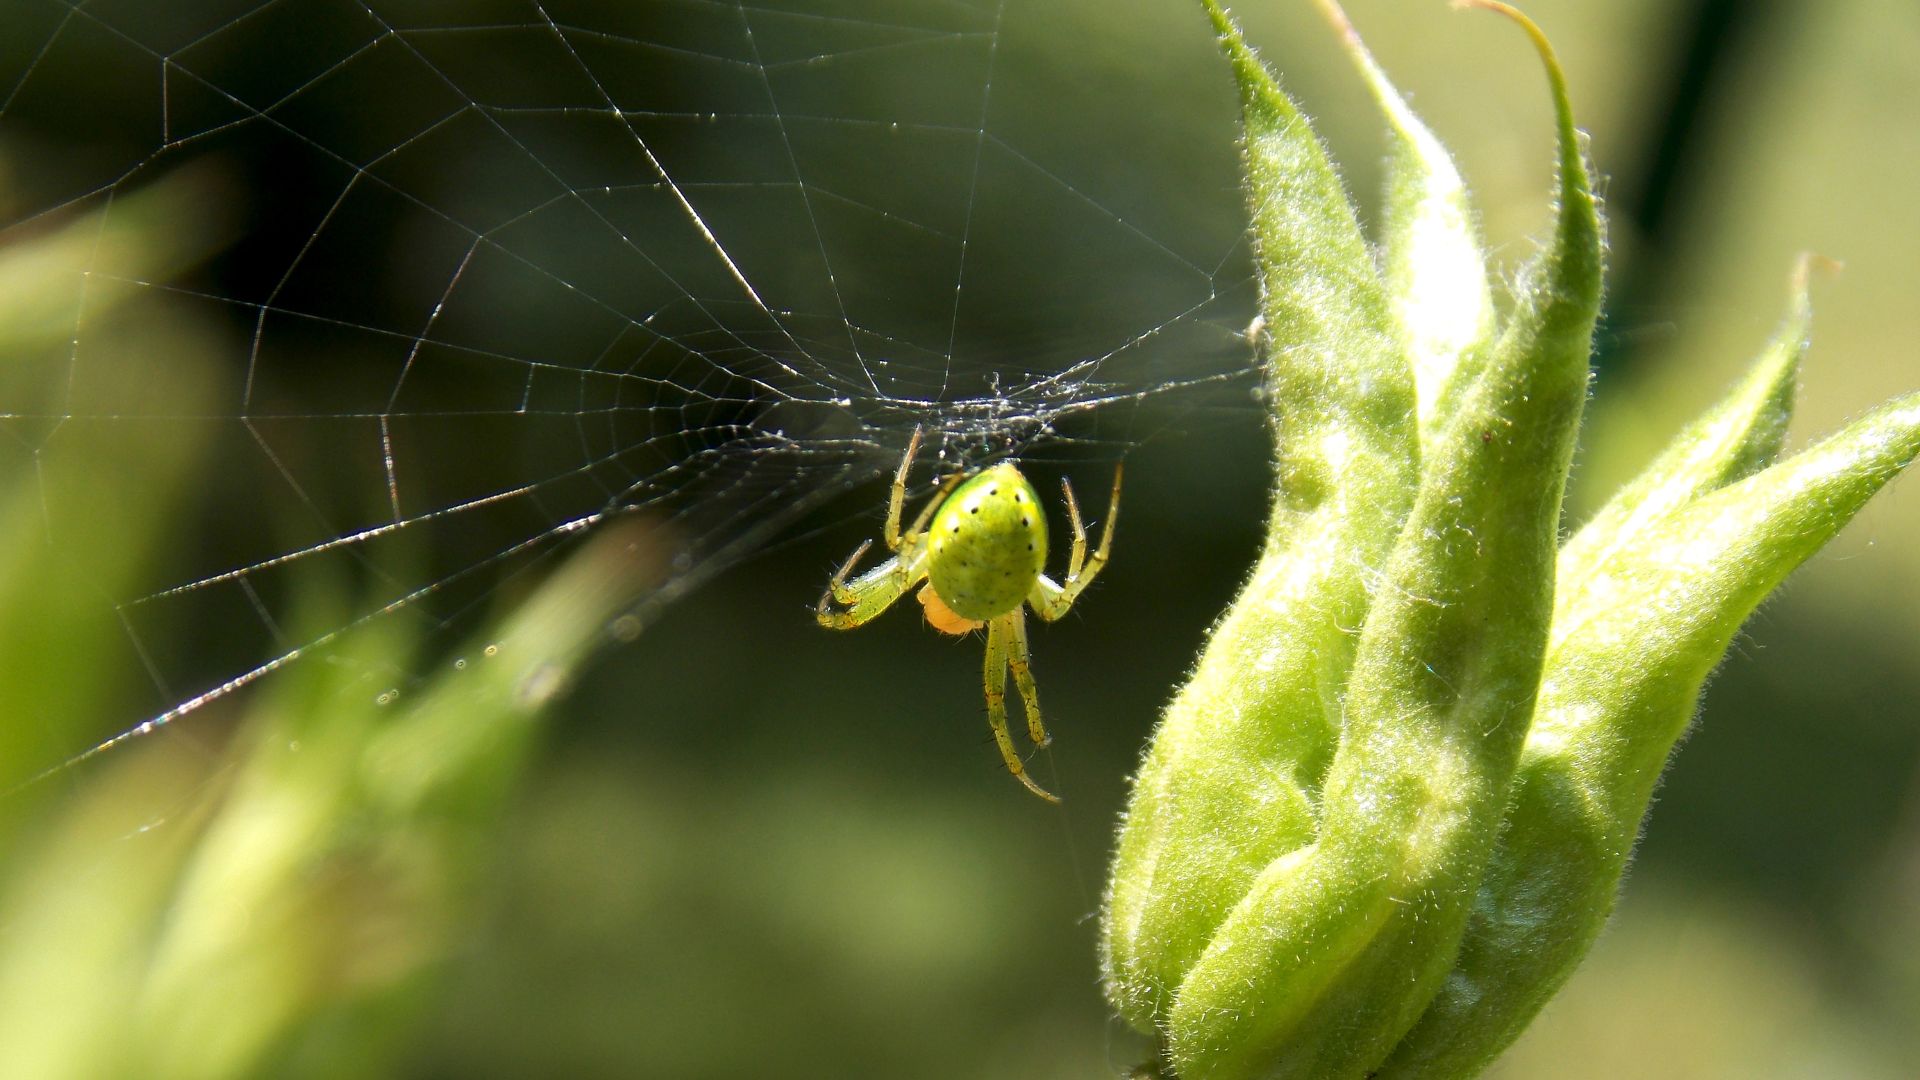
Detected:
left=0, top=176, right=668, bottom=1078
left=0, top=1, right=1915, bottom=1077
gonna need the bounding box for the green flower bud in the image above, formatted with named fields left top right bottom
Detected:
left=1101, top=4, right=1920, bottom=1079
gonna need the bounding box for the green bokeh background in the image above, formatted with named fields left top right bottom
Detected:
left=0, top=1, right=1916, bottom=1076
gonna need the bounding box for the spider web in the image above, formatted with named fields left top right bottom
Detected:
left=0, top=0, right=1256, bottom=784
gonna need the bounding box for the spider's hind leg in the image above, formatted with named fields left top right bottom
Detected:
left=984, top=613, right=1059, bottom=803
left=1006, top=608, right=1049, bottom=749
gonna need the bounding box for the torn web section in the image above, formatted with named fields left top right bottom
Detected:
left=0, top=0, right=1256, bottom=788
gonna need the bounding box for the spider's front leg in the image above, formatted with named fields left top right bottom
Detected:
left=816, top=544, right=925, bottom=629
left=881, top=427, right=965, bottom=551
left=883, top=426, right=924, bottom=552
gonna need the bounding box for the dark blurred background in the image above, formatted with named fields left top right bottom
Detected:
left=0, top=0, right=1916, bottom=1076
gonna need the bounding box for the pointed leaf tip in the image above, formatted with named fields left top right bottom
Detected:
left=1457, top=1, right=1595, bottom=262
left=1558, top=255, right=1835, bottom=627
left=1314, top=0, right=1494, bottom=447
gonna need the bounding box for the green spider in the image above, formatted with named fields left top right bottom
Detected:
left=816, top=428, right=1121, bottom=802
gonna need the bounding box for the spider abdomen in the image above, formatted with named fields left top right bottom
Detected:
left=925, top=463, right=1049, bottom=622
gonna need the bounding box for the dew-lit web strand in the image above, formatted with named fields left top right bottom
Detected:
left=63, top=186, right=127, bottom=418
left=48, top=276, right=759, bottom=612
left=8, top=511, right=612, bottom=795
left=522, top=4, right=1003, bottom=394
left=929, top=134, right=1245, bottom=407
left=1023, top=234, right=1255, bottom=404
left=379, top=412, right=403, bottom=520
left=731, top=0, right=881, bottom=397
left=240, top=165, right=466, bottom=550
left=989, top=134, right=1217, bottom=281
left=382, top=227, right=479, bottom=415
left=799, top=182, right=961, bottom=242
left=82, top=399, right=1113, bottom=795
left=118, top=604, right=180, bottom=708
left=755, top=31, right=995, bottom=72
left=514, top=4, right=1005, bottom=408
left=942, top=0, right=1008, bottom=398
left=41, top=7, right=804, bottom=421
left=378, top=232, right=487, bottom=519
left=62, top=0, right=1220, bottom=427
left=437, top=139, right=1212, bottom=422
left=19, top=0, right=945, bottom=417
left=576, top=329, right=651, bottom=497
left=20, top=183, right=132, bottom=552
left=35, top=185, right=118, bottom=487
left=399, top=184, right=793, bottom=401
left=355, top=10, right=844, bottom=402
left=78, top=378, right=753, bottom=659
left=0, top=2, right=75, bottom=114
left=63, top=274, right=765, bottom=414
left=31, top=0, right=848, bottom=545
left=514, top=1, right=844, bottom=395
left=499, top=107, right=979, bottom=137
left=239, top=168, right=370, bottom=409
left=145, top=2, right=852, bottom=408
left=238, top=418, right=408, bottom=597
left=127, top=486, right=546, bottom=608
left=33, top=106, right=1244, bottom=449
left=63, top=27, right=940, bottom=584
left=120, top=413, right=763, bottom=610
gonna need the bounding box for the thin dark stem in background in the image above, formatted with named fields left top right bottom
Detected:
left=1598, top=0, right=1782, bottom=377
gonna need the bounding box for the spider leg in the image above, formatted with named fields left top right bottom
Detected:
left=817, top=544, right=923, bottom=629
left=1006, top=608, right=1050, bottom=749
left=1060, top=476, right=1087, bottom=583
left=984, top=614, right=1059, bottom=803
left=883, top=426, right=923, bottom=552
left=824, top=539, right=872, bottom=606
left=880, top=427, right=966, bottom=552
left=1091, top=462, right=1122, bottom=570
left=1028, top=463, right=1122, bottom=622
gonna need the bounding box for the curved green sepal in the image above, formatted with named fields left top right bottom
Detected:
left=1380, top=378, right=1920, bottom=1076
left=1101, top=0, right=1417, bottom=1034
left=1313, top=0, right=1495, bottom=447
left=1556, top=254, right=1829, bottom=624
